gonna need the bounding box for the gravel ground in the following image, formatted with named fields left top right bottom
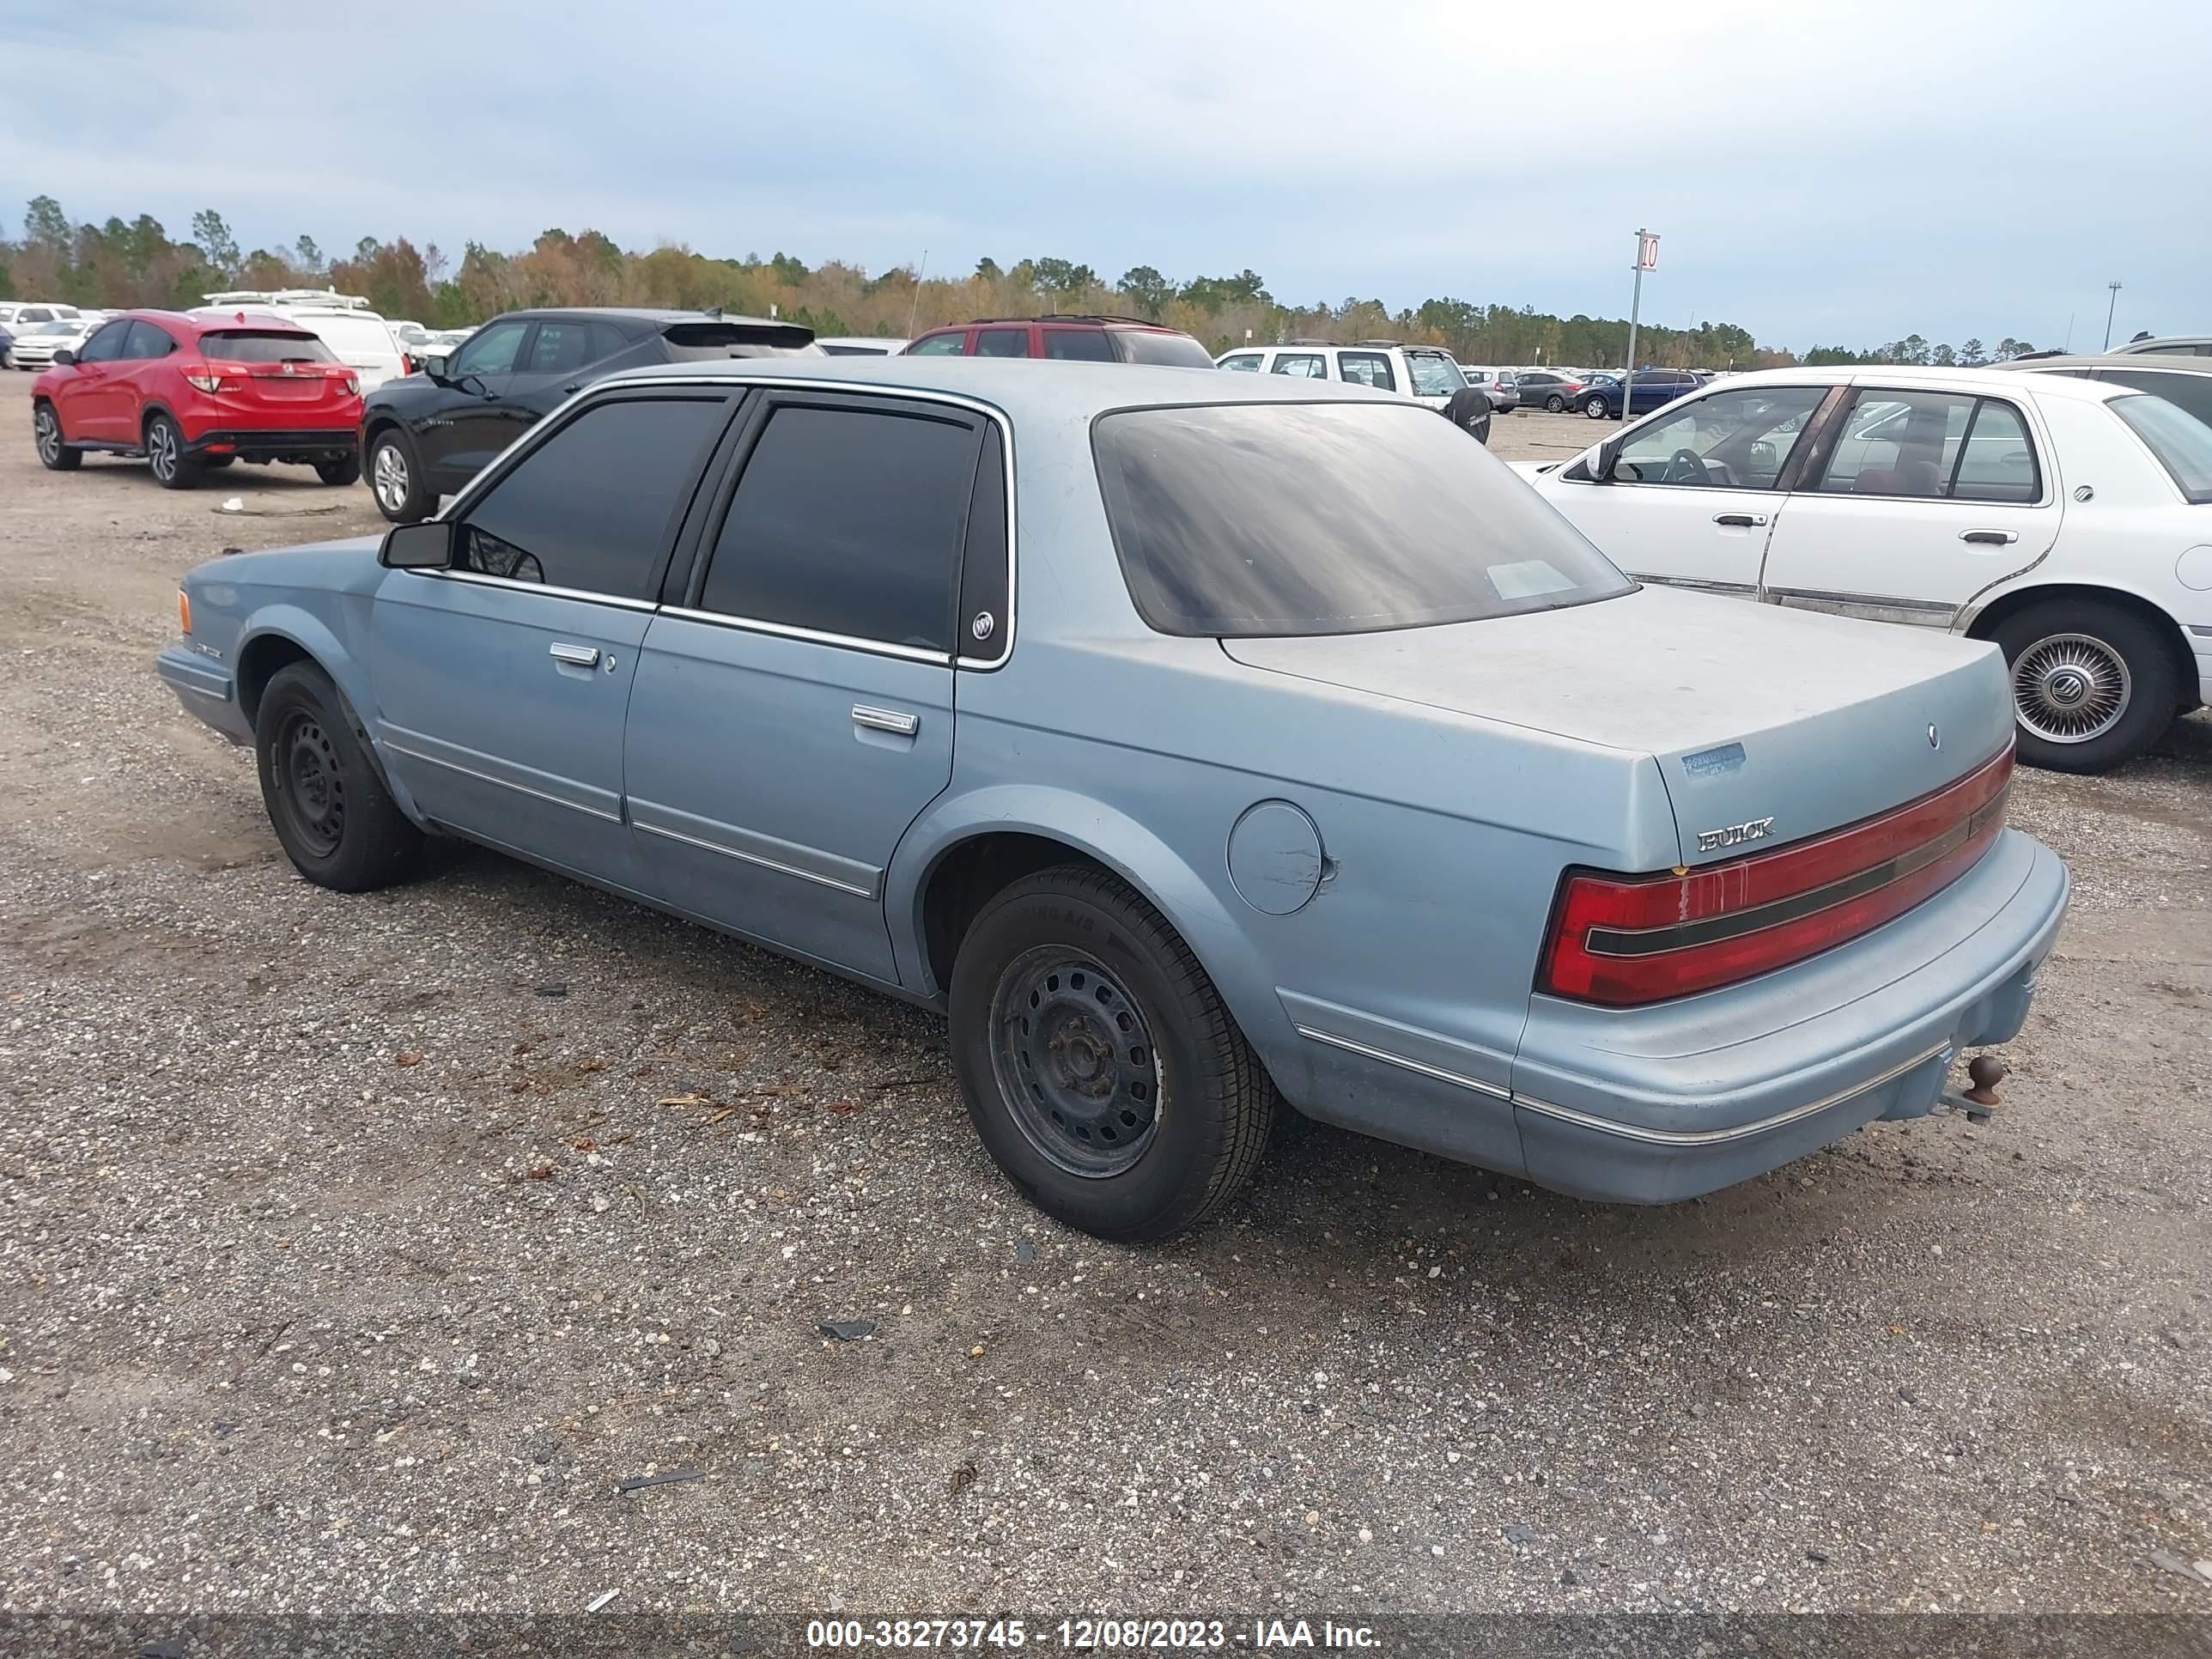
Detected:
left=0, top=387, right=2207, bottom=1620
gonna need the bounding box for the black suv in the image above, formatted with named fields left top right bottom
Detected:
left=360, top=307, right=813, bottom=521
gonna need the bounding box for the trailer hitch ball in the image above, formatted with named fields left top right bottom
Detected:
left=1963, top=1054, right=2007, bottom=1109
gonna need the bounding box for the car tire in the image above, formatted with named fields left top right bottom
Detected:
left=33, top=401, right=80, bottom=471
left=368, top=427, right=433, bottom=523
left=1583, top=395, right=1610, bottom=419
left=948, top=864, right=1274, bottom=1241
left=1545, top=393, right=1566, bottom=412
left=254, top=662, right=423, bottom=891
left=315, top=454, right=362, bottom=487
left=144, top=413, right=201, bottom=489
left=1991, top=600, right=2178, bottom=774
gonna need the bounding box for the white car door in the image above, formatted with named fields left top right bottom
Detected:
left=1532, top=384, right=1834, bottom=596
left=1757, top=384, right=2061, bottom=627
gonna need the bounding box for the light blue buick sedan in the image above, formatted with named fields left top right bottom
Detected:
left=157, top=358, right=2070, bottom=1239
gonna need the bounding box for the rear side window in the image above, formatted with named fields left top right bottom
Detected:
left=1271, top=354, right=1327, bottom=379
left=1813, top=389, right=2039, bottom=501
left=457, top=396, right=728, bottom=599
left=197, top=330, right=335, bottom=364
left=1219, top=354, right=1263, bottom=372
left=1111, top=330, right=1216, bottom=368
left=1337, top=351, right=1395, bottom=391
left=975, top=328, right=1030, bottom=358
left=699, top=403, right=981, bottom=651
left=524, top=320, right=595, bottom=374
left=1044, top=328, right=1115, bottom=362
left=958, top=424, right=1011, bottom=662
left=125, top=320, right=178, bottom=359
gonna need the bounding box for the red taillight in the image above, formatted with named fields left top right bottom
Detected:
left=402, top=354, right=415, bottom=375
left=1541, top=746, right=2014, bottom=1006
left=183, top=368, right=240, bottom=393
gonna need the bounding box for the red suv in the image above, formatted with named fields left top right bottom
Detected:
left=903, top=313, right=1216, bottom=367
left=32, top=309, right=363, bottom=490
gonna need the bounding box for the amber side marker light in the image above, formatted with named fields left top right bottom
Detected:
left=1541, top=745, right=2016, bottom=1006
left=178, top=590, right=191, bottom=635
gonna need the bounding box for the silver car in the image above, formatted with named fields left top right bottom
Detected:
left=156, top=360, right=2069, bottom=1239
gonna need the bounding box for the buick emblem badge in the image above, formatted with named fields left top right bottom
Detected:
left=1928, top=723, right=1941, bottom=750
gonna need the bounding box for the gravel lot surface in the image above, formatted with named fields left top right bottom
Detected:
left=1, top=389, right=2207, bottom=1620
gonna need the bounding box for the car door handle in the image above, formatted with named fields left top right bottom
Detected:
left=1713, top=512, right=1768, bottom=527
left=549, top=642, right=601, bottom=668
left=1960, top=529, right=2019, bottom=545
left=851, top=705, right=920, bottom=738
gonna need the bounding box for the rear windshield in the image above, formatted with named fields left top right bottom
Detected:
left=1094, top=402, right=1635, bottom=636
left=1110, top=330, right=1217, bottom=368
left=1406, top=352, right=1465, bottom=397
left=662, top=321, right=816, bottom=359
left=2111, top=392, right=2212, bottom=503
left=198, top=330, right=337, bottom=364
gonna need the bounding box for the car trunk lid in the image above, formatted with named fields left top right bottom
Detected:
left=1220, top=585, right=2015, bottom=866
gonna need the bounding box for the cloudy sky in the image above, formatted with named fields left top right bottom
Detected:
left=3, top=0, right=2203, bottom=352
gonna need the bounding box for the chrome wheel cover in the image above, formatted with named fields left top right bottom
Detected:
left=2011, top=632, right=2130, bottom=744
left=373, top=442, right=410, bottom=514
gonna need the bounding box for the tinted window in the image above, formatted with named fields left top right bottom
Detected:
left=905, top=331, right=967, bottom=356
left=1044, top=328, right=1115, bottom=362
left=1271, top=354, right=1327, bottom=379
left=2110, top=393, right=2212, bottom=503
left=197, top=330, right=336, bottom=364
left=699, top=404, right=978, bottom=650
left=958, top=424, right=1010, bottom=661
left=587, top=322, right=630, bottom=363
left=975, top=328, right=1030, bottom=358
left=1094, top=403, right=1634, bottom=637
left=458, top=397, right=727, bottom=599
left=524, top=319, right=594, bottom=374
left=452, top=319, right=530, bottom=376
left=1337, top=351, right=1396, bottom=391
left=75, top=321, right=129, bottom=363
left=660, top=321, right=814, bottom=360
left=125, top=320, right=177, bottom=359
left=1613, top=386, right=1827, bottom=489
left=1219, top=354, right=1264, bottom=372
left=2100, top=368, right=2212, bottom=434
left=1112, top=330, right=1216, bottom=368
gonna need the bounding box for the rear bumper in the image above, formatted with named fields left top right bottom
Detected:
left=1508, top=830, right=2069, bottom=1202
left=183, top=426, right=357, bottom=459
left=155, top=643, right=251, bottom=743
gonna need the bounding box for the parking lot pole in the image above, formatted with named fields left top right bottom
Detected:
left=1624, top=228, right=1656, bottom=421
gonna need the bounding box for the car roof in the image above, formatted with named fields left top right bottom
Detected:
left=598, top=354, right=1406, bottom=417
left=929, top=314, right=1192, bottom=334
left=2005, top=352, right=2212, bottom=375
left=1717, top=363, right=2131, bottom=404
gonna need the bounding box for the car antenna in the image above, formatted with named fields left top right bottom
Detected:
left=704, top=305, right=723, bottom=319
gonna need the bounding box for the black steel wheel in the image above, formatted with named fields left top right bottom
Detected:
left=950, top=864, right=1273, bottom=1240
left=254, top=662, right=422, bottom=890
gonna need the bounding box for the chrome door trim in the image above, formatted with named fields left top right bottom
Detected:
left=629, top=805, right=879, bottom=899
left=1766, top=586, right=1958, bottom=627
left=1514, top=1042, right=1950, bottom=1146
left=1293, top=1024, right=1512, bottom=1102
left=851, top=704, right=921, bottom=737
left=380, top=738, right=624, bottom=823
left=659, top=605, right=951, bottom=666
left=409, top=567, right=660, bottom=613
left=1631, top=573, right=1759, bottom=598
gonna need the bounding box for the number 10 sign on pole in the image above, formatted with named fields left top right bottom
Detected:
left=1622, top=229, right=1658, bottom=422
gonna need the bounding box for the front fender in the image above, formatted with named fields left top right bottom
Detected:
left=885, top=784, right=1295, bottom=1060
left=234, top=605, right=420, bottom=822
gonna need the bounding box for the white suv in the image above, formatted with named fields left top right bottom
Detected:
left=1216, top=340, right=1489, bottom=440
left=1517, top=365, right=2212, bottom=772
left=198, top=289, right=410, bottom=391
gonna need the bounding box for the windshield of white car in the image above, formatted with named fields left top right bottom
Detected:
left=1406, top=353, right=1465, bottom=398
left=198, top=330, right=339, bottom=364
left=1094, top=401, right=1635, bottom=636
left=2110, top=392, right=2212, bottom=503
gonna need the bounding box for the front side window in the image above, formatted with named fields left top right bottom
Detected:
left=451, top=319, right=530, bottom=377
left=76, top=321, right=130, bottom=363
left=1044, top=328, right=1115, bottom=362
left=1219, top=354, right=1264, bottom=372
left=1612, top=386, right=1828, bottom=488
left=698, top=403, right=979, bottom=651
left=1814, top=389, right=2038, bottom=501
left=456, top=396, right=727, bottom=598
left=1270, top=353, right=1327, bottom=379
left=1094, top=402, right=1633, bottom=637
left=905, top=331, right=967, bottom=356
left=2110, top=392, right=2212, bottom=503
left=975, top=328, right=1030, bottom=358
left=1406, top=352, right=1463, bottom=398
left=1337, top=351, right=1395, bottom=391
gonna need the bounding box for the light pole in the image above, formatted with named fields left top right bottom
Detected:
left=1623, top=229, right=1658, bottom=421
left=2102, top=282, right=2122, bottom=351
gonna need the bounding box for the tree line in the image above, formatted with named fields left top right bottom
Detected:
left=0, top=194, right=2030, bottom=370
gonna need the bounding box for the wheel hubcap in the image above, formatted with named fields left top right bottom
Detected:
left=989, top=949, right=1162, bottom=1179
left=276, top=711, right=346, bottom=857
left=35, top=410, right=58, bottom=461
left=2011, top=633, right=2130, bottom=744
left=374, top=444, right=409, bottom=512
left=149, top=422, right=175, bottom=479
left=1587, top=399, right=1606, bottom=418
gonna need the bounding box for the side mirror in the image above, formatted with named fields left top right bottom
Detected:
left=418, top=352, right=450, bottom=380
left=380, top=520, right=454, bottom=569
left=1593, top=434, right=1625, bottom=483
left=52, top=348, right=76, bottom=367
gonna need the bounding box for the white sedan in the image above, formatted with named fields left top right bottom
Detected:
left=1519, top=366, right=2212, bottom=773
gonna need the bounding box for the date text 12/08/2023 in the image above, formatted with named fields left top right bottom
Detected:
left=802, top=1618, right=1380, bottom=1649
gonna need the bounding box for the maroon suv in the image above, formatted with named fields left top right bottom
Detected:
left=903, top=314, right=1215, bottom=367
